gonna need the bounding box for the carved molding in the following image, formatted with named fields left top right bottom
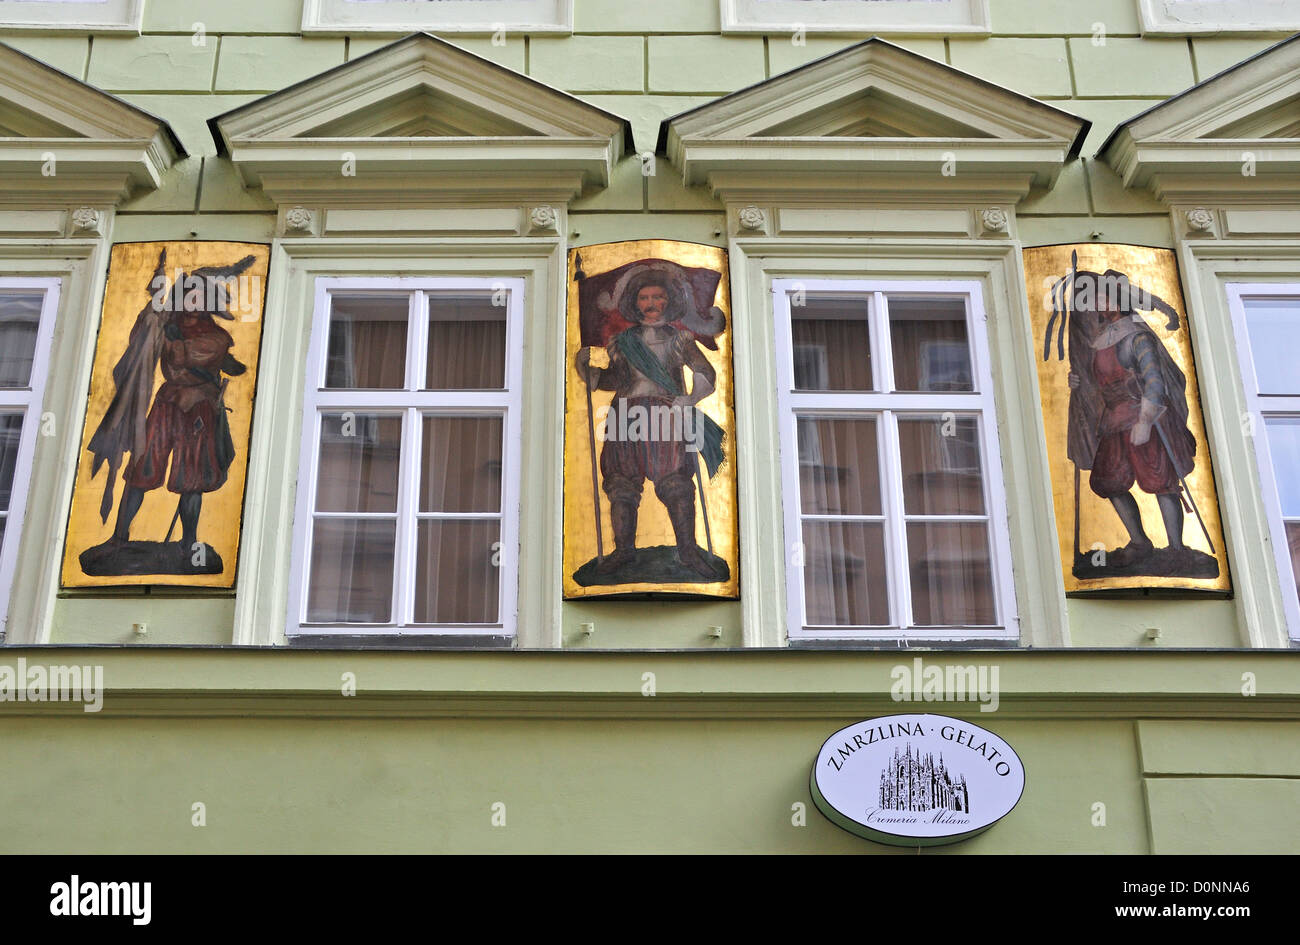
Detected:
left=284, top=205, right=315, bottom=234
left=70, top=206, right=103, bottom=236
left=980, top=207, right=1010, bottom=235
left=527, top=205, right=559, bottom=234
left=1185, top=207, right=1216, bottom=235
left=737, top=205, right=766, bottom=232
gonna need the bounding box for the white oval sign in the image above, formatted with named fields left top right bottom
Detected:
left=810, top=714, right=1025, bottom=846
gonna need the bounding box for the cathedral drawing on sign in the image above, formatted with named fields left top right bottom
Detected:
left=879, top=745, right=971, bottom=813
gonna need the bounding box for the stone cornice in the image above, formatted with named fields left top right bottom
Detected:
left=2, top=648, right=1294, bottom=720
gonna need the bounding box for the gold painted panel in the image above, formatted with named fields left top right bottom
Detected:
left=1023, top=243, right=1230, bottom=594
left=563, top=240, right=739, bottom=599
left=61, top=241, right=270, bottom=588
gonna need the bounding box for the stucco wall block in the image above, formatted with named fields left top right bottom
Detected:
left=109, top=213, right=274, bottom=244
left=1138, top=721, right=1300, bottom=776
left=1192, top=37, right=1284, bottom=82
left=647, top=36, right=766, bottom=93
left=88, top=36, right=218, bottom=92
left=1063, top=98, right=1164, bottom=155
left=118, top=155, right=202, bottom=212
left=766, top=36, right=947, bottom=76
left=122, top=94, right=263, bottom=157
left=1069, top=38, right=1195, bottom=97
left=948, top=38, right=1073, bottom=97
left=1086, top=158, right=1166, bottom=214
left=530, top=36, right=644, bottom=92
left=574, top=0, right=721, bottom=33
left=142, top=0, right=302, bottom=33
left=569, top=155, right=645, bottom=212
left=1019, top=160, right=1090, bottom=215
left=1067, top=599, right=1240, bottom=647
left=215, top=37, right=346, bottom=94
left=348, top=35, right=526, bottom=72
left=1, top=36, right=90, bottom=79
left=1146, top=778, right=1300, bottom=854
left=51, top=598, right=236, bottom=646
left=986, top=0, right=1140, bottom=35
left=579, top=93, right=715, bottom=157
left=199, top=157, right=275, bottom=212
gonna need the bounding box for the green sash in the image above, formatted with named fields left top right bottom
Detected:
left=611, top=330, right=726, bottom=478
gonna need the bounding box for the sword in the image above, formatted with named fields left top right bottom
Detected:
left=1152, top=421, right=1216, bottom=554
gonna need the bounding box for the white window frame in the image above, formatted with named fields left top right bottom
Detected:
left=1226, top=282, right=1300, bottom=641
left=0, top=278, right=58, bottom=632
left=286, top=276, right=524, bottom=641
left=721, top=0, right=990, bottom=34
left=0, top=0, right=142, bottom=32
left=302, top=0, right=573, bottom=34
left=1138, top=0, right=1300, bottom=34
left=772, top=278, right=1016, bottom=642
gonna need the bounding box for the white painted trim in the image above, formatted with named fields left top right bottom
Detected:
left=286, top=276, right=525, bottom=641
left=0, top=0, right=142, bottom=32
left=1225, top=281, right=1300, bottom=641
left=1137, top=0, right=1300, bottom=34
left=771, top=278, right=1017, bottom=643
left=721, top=0, right=990, bottom=34
left=303, top=0, right=573, bottom=33
left=0, top=277, right=58, bottom=635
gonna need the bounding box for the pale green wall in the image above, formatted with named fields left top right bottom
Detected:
left=1, top=4, right=1286, bottom=649
left=0, top=649, right=1294, bottom=853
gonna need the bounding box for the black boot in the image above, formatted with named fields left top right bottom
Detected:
left=664, top=492, right=716, bottom=578
left=597, top=500, right=638, bottom=573
left=1108, top=492, right=1154, bottom=566
left=1157, top=492, right=1185, bottom=551
left=112, top=486, right=146, bottom=543
left=179, top=492, right=202, bottom=549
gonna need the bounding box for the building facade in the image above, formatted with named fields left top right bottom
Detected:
left=0, top=0, right=1297, bottom=853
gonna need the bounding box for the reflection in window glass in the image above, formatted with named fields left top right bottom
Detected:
left=888, top=298, right=972, bottom=392
left=324, top=295, right=408, bottom=389
left=1244, top=298, right=1300, bottom=395
left=791, top=295, right=873, bottom=391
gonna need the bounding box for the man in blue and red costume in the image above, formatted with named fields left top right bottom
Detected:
left=1065, top=270, right=1198, bottom=568
left=575, top=266, right=725, bottom=578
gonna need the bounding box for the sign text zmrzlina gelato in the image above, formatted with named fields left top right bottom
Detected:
left=810, top=714, right=1026, bottom=846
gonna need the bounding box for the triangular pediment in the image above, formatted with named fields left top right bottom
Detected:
left=0, top=41, right=183, bottom=205
left=211, top=33, right=631, bottom=203
left=1101, top=35, right=1300, bottom=199
left=660, top=38, right=1088, bottom=198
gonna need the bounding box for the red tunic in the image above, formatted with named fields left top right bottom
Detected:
left=1087, top=341, right=1180, bottom=497
left=124, top=315, right=235, bottom=494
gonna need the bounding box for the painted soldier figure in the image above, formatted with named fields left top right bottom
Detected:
left=575, top=268, right=725, bottom=578
left=81, top=249, right=255, bottom=576
left=1064, top=269, right=1201, bottom=569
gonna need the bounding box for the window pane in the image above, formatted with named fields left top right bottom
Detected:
left=1287, top=522, right=1300, bottom=609
left=1243, top=298, right=1300, bottom=395
left=0, top=292, right=42, bottom=388
left=314, top=413, right=401, bottom=513
left=797, top=417, right=880, bottom=515
left=420, top=416, right=503, bottom=513
left=802, top=521, right=889, bottom=626
left=1266, top=417, right=1300, bottom=517
left=307, top=519, right=396, bottom=623
left=791, top=295, right=873, bottom=391
left=888, top=298, right=972, bottom=392
left=907, top=522, right=995, bottom=626
left=898, top=417, right=986, bottom=515
left=414, top=520, right=501, bottom=624
left=426, top=292, right=507, bottom=389
left=0, top=413, right=21, bottom=511
left=324, top=295, right=408, bottom=389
